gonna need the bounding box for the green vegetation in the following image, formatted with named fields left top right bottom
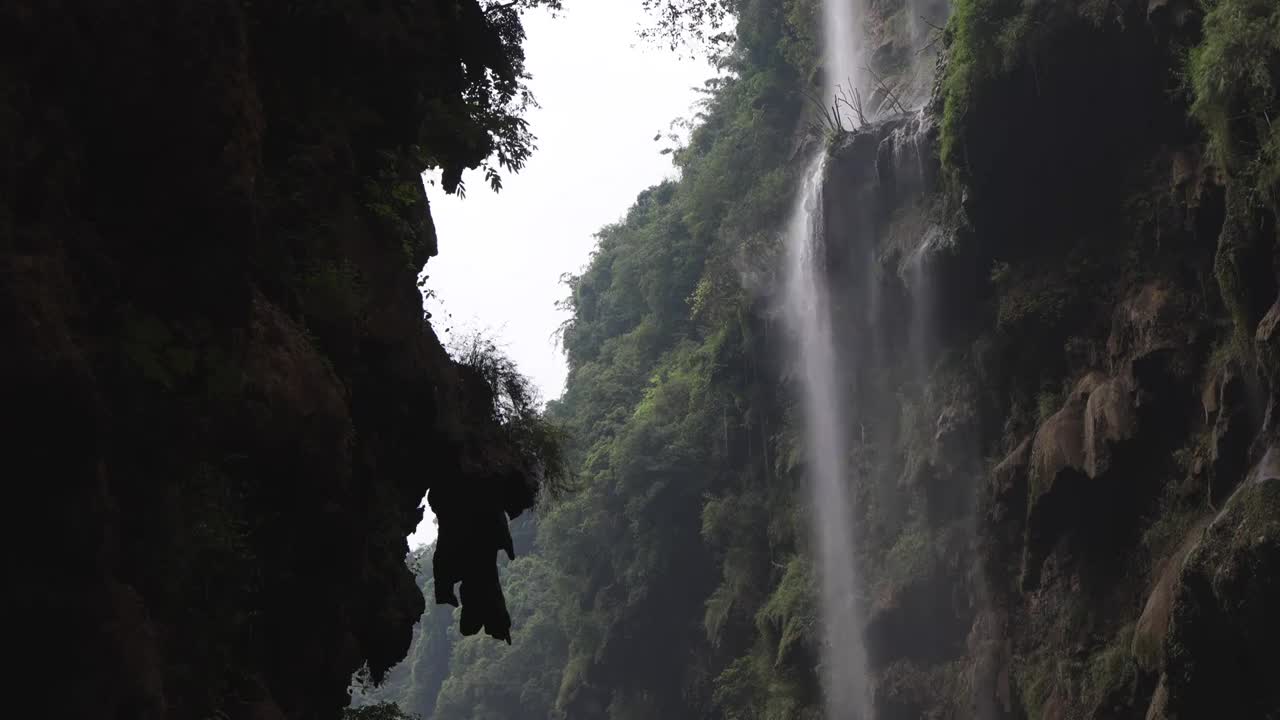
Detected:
left=757, top=557, right=818, bottom=667
left=939, top=0, right=1028, bottom=177
left=361, top=0, right=829, bottom=716
left=1143, top=483, right=1204, bottom=558
left=1188, top=0, right=1280, bottom=207
left=1081, top=624, right=1137, bottom=710
left=880, top=520, right=933, bottom=590
left=992, top=262, right=1080, bottom=336
left=1213, top=187, right=1270, bottom=346
left=364, top=151, right=437, bottom=269
left=943, top=0, right=1279, bottom=200
left=453, top=334, right=573, bottom=498
left=1035, top=385, right=1064, bottom=424
left=1013, top=653, right=1058, bottom=720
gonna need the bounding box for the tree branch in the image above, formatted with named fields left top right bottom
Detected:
left=485, top=1, right=520, bottom=15
left=919, top=14, right=945, bottom=32
left=864, top=64, right=910, bottom=114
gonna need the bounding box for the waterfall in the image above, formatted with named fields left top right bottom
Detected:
left=783, top=0, right=954, bottom=715
left=822, top=0, right=867, bottom=108
left=782, top=152, right=872, bottom=719
left=780, top=2, right=875, bottom=717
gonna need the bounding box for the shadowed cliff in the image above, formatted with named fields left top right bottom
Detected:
left=2, top=2, right=558, bottom=718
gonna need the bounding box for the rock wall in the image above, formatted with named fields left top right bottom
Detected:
left=2, top=2, right=539, bottom=719
left=818, top=1, right=1280, bottom=717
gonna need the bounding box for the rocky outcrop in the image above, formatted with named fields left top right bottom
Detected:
left=1131, top=520, right=1205, bottom=672
left=1161, top=474, right=1280, bottom=718
left=837, top=0, right=1280, bottom=717
left=4, top=2, right=543, bottom=719
left=1083, top=373, right=1139, bottom=479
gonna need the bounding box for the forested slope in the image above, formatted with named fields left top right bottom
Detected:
left=367, top=0, right=829, bottom=716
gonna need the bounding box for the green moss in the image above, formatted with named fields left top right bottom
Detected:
left=1145, top=445, right=1208, bottom=561
left=994, top=11, right=1031, bottom=65
left=1081, top=624, right=1137, bottom=710
left=994, top=266, right=1076, bottom=334
left=1214, top=200, right=1254, bottom=349
left=940, top=0, right=1032, bottom=179
left=882, top=520, right=933, bottom=588
left=1162, top=479, right=1280, bottom=712
left=1188, top=0, right=1280, bottom=207
left=1205, top=336, right=1240, bottom=379
left=1216, top=475, right=1280, bottom=539
left=1035, top=385, right=1064, bottom=424
left=1013, top=653, right=1057, bottom=719
left=940, top=0, right=1139, bottom=182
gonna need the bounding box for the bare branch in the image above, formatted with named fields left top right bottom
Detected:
left=485, top=1, right=520, bottom=15
left=851, top=87, right=867, bottom=127
left=919, top=14, right=945, bottom=32
left=832, top=80, right=866, bottom=128
left=864, top=64, right=910, bottom=114
left=915, top=35, right=942, bottom=55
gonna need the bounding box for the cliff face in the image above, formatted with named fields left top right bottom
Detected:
left=818, top=0, right=1280, bottom=717
left=3, top=2, right=540, bottom=719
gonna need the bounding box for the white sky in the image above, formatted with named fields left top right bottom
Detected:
left=407, top=0, right=714, bottom=549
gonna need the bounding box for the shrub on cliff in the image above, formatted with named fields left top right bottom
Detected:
left=452, top=333, right=571, bottom=499
left=1189, top=0, right=1280, bottom=207
left=939, top=0, right=1031, bottom=178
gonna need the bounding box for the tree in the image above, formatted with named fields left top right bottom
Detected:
left=640, top=0, right=737, bottom=51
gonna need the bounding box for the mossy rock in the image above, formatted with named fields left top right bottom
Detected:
left=1164, top=475, right=1280, bottom=717
left=1132, top=519, right=1208, bottom=672
left=1188, top=0, right=1280, bottom=206
left=1082, top=624, right=1138, bottom=715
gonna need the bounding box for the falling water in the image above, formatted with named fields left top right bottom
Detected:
left=782, top=153, right=871, bottom=720
left=782, top=1, right=875, bottom=717
left=822, top=0, right=868, bottom=108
